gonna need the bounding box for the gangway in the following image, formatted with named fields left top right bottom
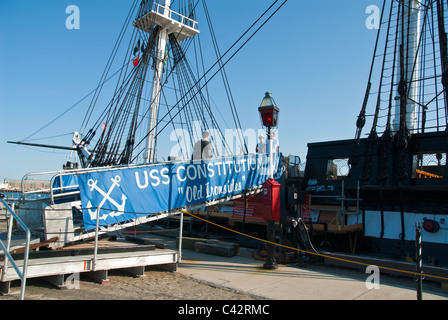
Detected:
left=0, top=154, right=281, bottom=297
left=17, top=154, right=277, bottom=247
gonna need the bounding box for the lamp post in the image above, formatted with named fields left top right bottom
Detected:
left=258, top=92, right=280, bottom=270
left=258, top=92, right=280, bottom=178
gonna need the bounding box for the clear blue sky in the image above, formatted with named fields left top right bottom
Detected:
left=0, top=0, right=380, bottom=181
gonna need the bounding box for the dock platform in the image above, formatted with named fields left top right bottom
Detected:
left=0, top=239, right=178, bottom=295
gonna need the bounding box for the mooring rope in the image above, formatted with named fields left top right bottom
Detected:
left=181, top=209, right=448, bottom=282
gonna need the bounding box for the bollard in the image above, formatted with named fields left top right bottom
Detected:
left=416, top=222, right=423, bottom=300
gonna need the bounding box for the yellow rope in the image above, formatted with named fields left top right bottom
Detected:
left=181, top=210, right=448, bottom=282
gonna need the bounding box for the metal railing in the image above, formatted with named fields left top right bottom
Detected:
left=0, top=195, right=30, bottom=300
left=307, top=180, right=362, bottom=226
left=152, top=2, right=199, bottom=30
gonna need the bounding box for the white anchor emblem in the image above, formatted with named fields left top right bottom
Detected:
left=86, top=176, right=127, bottom=221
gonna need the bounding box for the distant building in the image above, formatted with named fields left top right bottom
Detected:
left=0, top=181, right=8, bottom=189
left=1, top=179, right=50, bottom=192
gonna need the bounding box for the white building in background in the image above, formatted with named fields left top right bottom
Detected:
left=0, top=180, right=9, bottom=190
left=0, top=179, right=50, bottom=191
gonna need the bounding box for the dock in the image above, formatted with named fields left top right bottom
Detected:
left=0, top=237, right=178, bottom=294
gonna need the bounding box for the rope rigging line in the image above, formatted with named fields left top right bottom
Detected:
left=87, top=25, right=159, bottom=167
left=69, top=203, right=448, bottom=283
left=133, top=2, right=236, bottom=160
left=170, top=35, right=232, bottom=156
left=80, top=0, right=141, bottom=135
left=19, top=59, right=135, bottom=144
left=371, top=1, right=397, bottom=133
left=20, top=0, right=288, bottom=168
left=115, top=0, right=202, bottom=162
left=131, top=0, right=289, bottom=161
left=355, top=0, right=387, bottom=143
left=178, top=210, right=448, bottom=282
left=354, top=0, right=448, bottom=140
left=350, top=0, right=448, bottom=181
left=202, top=0, right=248, bottom=155
left=20, top=1, right=140, bottom=145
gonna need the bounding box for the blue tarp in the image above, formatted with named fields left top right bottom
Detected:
left=52, top=175, right=79, bottom=194
left=73, top=154, right=282, bottom=230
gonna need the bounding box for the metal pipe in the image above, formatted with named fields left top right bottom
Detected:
left=2, top=203, right=14, bottom=280
left=268, top=127, right=273, bottom=179
left=92, top=205, right=101, bottom=271
left=0, top=197, right=30, bottom=300
left=178, top=209, right=184, bottom=263
left=242, top=190, right=247, bottom=233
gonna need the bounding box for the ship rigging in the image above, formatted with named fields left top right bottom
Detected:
left=5, top=0, right=287, bottom=248
left=11, top=0, right=287, bottom=170
left=300, top=0, right=448, bottom=266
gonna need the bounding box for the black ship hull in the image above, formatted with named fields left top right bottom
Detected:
left=296, top=130, right=448, bottom=266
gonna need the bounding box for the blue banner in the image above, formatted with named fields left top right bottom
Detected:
left=76, top=154, right=282, bottom=230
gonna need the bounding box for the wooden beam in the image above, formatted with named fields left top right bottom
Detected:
left=10, top=237, right=59, bottom=254
left=125, top=235, right=168, bottom=249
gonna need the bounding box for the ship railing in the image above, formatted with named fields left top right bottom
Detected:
left=307, top=180, right=362, bottom=225
left=18, top=170, right=81, bottom=204
left=152, top=2, right=199, bottom=30
left=0, top=195, right=30, bottom=300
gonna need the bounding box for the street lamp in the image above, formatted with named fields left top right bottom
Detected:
left=258, top=92, right=280, bottom=178
left=258, top=92, right=280, bottom=270
left=258, top=92, right=280, bottom=129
